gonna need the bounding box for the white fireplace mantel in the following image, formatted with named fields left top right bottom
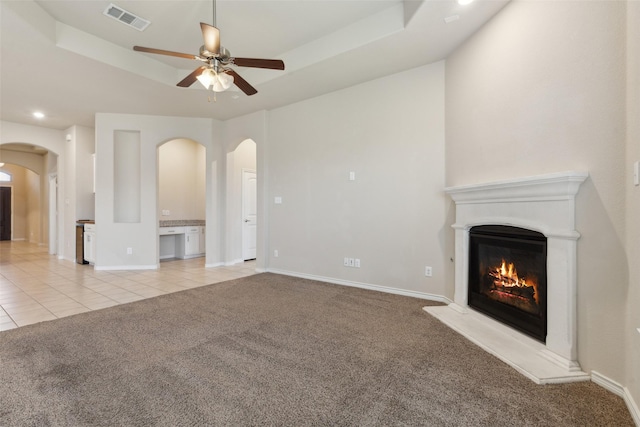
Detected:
left=425, top=171, right=590, bottom=384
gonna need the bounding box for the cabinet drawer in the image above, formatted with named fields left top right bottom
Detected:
left=159, top=227, right=184, bottom=235
left=185, top=226, right=199, bottom=233
left=84, top=224, right=95, bottom=232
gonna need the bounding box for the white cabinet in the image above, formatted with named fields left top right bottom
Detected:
left=83, top=224, right=96, bottom=264
left=184, top=227, right=200, bottom=257
left=159, top=225, right=204, bottom=260
left=199, top=226, right=206, bottom=254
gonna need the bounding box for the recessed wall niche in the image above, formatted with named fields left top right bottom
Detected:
left=113, top=130, right=141, bottom=223
left=158, top=138, right=205, bottom=221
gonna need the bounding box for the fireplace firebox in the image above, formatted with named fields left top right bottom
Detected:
left=468, top=225, right=547, bottom=342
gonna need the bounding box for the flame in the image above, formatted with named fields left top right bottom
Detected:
left=489, top=259, right=539, bottom=303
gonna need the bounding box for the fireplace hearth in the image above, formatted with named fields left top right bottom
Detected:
left=425, top=171, right=589, bottom=384
left=468, top=225, right=547, bottom=342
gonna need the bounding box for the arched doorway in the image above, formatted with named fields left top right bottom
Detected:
left=0, top=143, right=55, bottom=247
left=226, top=139, right=257, bottom=264
left=157, top=138, right=207, bottom=262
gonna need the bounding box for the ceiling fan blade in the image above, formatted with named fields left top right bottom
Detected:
left=177, top=66, right=207, bottom=87
left=226, top=69, right=257, bottom=96
left=232, top=58, right=285, bottom=70
left=133, top=46, right=196, bottom=60
left=200, top=22, right=220, bottom=55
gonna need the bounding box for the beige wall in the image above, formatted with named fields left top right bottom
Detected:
left=1, top=165, right=26, bottom=240
left=446, top=0, right=628, bottom=385
left=95, top=114, right=215, bottom=268
left=25, top=167, right=40, bottom=243
left=1, top=122, right=65, bottom=257
left=625, top=0, right=640, bottom=414
left=224, top=139, right=256, bottom=264
left=158, top=138, right=206, bottom=221
left=266, top=61, right=446, bottom=297
left=222, top=110, right=268, bottom=268
left=0, top=152, right=46, bottom=244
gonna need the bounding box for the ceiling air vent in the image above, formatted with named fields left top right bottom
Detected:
left=103, top=3, right=150, bottom=31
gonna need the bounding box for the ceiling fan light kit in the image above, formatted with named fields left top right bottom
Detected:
left=132, top=0, right=284, bottom=97
left=196, top=68, right=234, bottom=92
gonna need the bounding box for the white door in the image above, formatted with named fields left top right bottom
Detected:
left=242, top=170, right=257, bottom=260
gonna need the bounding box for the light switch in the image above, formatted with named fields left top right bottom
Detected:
left=349, top=171, right=356, bottom=181
left=274, top=196, right=282, bottom=204
left=634, top=161, right=639, bottom=186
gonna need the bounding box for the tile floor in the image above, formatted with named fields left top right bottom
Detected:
left=0, top=241, right=257, bottom=331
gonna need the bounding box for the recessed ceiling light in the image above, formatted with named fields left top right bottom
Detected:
left=33, top=111, right=45, bottom=119
left=458, top=0, right=474, bottom=5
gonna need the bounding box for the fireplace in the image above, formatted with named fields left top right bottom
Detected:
left=468, top=225, right=547, bottom=342
left=424, top=171, right=590, bottom=383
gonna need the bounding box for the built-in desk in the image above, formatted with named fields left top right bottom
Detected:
left=159, top=223, right=205, bottom=260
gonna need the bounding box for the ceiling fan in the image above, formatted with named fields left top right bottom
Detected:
left=132, top=1, right=284, bottom=96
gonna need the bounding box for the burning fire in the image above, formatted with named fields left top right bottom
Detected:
left=488, top=259, right=539, bottom=303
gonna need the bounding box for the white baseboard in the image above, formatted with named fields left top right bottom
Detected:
left=224, top=258, right=244, bottom=267
left=591, top=371, right=640, bottom=425
left=95, top=264, right=158, bottom=271
left=205, top=262, right=225, bottom=268
left=266, top=268, right=452, bottom=304
left=625, top=389, right=640, bottom=426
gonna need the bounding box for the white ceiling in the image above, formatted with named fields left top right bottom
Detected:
left=0, top=0, right=510, bottom=130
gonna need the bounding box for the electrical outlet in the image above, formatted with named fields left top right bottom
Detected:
left=274, top=196, right=282, bottom=204
left=425, top=266, right=432, bottom=277
left=344, top=257, right=361, bottom=267
left=274, top=249, right=279, bottom=257
left=127, top=247, right=133, bottom=255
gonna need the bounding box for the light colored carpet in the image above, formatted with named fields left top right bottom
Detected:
left=0, top=273, right=634, bottom=426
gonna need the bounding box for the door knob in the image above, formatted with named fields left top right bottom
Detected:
left=244, top=219, right=250, bottom=222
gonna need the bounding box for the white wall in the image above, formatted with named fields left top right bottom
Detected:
left=446, top=0, right=628, bottom=389
left=94, top=113, right=217, bottom=269
left=266, top=61, right=446, bottom=297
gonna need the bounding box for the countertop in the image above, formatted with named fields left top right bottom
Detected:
left=159, top=220, right=205, bottom=227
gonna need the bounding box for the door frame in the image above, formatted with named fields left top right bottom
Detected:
left=241, top=168, right=257, bottom=261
